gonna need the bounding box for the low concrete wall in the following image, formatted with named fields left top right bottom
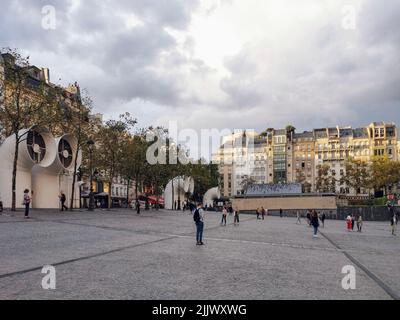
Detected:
left=232, top=195, right=337, bottom=212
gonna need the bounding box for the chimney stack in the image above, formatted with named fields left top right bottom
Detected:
left=41, top=68, right=50, bottom=84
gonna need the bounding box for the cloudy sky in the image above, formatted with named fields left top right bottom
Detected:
left=1, top=0, right=399, bottom=157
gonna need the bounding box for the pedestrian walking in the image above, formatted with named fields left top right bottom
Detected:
left=311, top=210, right=319, bottom=238
left=320, top=212, right=326, bottom=228
left=279, top=208, right=283, bottom=218
left=194, top=203, right=205, bottom=245
left=135, top=199, right=141, bottom=214
left=221, top=206, right=227, bottom=226
left=23, top=189, right=31, bottom=219
left=261, top=207, right=266, bottom=220
left=256, top=207, right=260, bottom=219
left=296, top=211, right=301, bottom=224
left=346, top=215, right=352, bottom=231
left=59, top=192, right=68, bottom=211
left=390, top=215, right=397, bottom=236
left=351, top=214, right=355, bottom=231
left=234, top=207, right=240, bottom=226
left=306, top=210, right=311, bottom=226
left=357, top=216, right=363, bottom=232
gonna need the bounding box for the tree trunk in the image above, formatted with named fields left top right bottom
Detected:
left=70, top=145, right=80, bottom=210
left=155, top=178, right=159, bottom=211
left=126, top=178, right=130, bottom=208
left=135, top=172, right=139, bottom=201
left=171, top=178, right=174, bottom=210
left=11, top=133, right=20, bottom=211
left=108, top=180, right=112, bottom=209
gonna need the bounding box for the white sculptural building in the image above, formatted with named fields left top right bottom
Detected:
left=0, top=126, right=81, bottom=209
left=203, top=187, right=221, bottom=208
left=164, top=176, right=194, bottom=210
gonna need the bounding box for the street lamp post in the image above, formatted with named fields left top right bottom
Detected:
left=87, top=139, right=95, bottom=211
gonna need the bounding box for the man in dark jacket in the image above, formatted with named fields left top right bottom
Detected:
left=311, top=210, right=320, bottom=238
left=60, top=192, right=68, bottom=211
left=194, top=203, right=205, bottom=245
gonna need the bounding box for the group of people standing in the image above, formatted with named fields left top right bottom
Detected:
left=22, top=190, right=68, bottom=219
left=192, top=203, right=241, bottom=245
left=304, top=210, right=326, bottom=237
left=345, top=214, right=363, bottom=232
left=305, top=210, right=321, bottom=238
left=256, top=207, right=267, bottom=220
left=220, top=206, right=240, bottom=226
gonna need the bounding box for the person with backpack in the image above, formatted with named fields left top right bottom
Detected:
left=193, top=203, right=205, bottom=245
left=59, top=192, right=68, bottom=211
left=23, top=189, right=31, bottom=219
left=310, top=210, right=319, bottom=238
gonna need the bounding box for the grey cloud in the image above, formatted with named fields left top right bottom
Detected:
left=0, top=0, right=399, bottom=135
left=216, top=1, right=400, bottom=131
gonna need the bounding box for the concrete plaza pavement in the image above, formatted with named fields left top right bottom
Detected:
left=0, top=208, right=399, bottom=300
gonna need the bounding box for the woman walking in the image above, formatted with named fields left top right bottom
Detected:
left=311, top=210, right=319, bottom=238
left=23, top=189, right=31, bottom=219
left=221, top=206, right=227, bottom=226
left=346, top=215, right=352, bottom=231
left=234, top=207, right=240, bottom=226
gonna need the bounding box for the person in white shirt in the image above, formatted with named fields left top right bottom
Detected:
left=221, top=206, right=227, bottom=226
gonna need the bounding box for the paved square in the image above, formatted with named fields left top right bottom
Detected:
left=0, top=209, right=399, bottom=300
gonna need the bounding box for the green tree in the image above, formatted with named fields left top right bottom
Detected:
left=94, top=113, right=136, bottom=209
left=340, top=158, right=372, bottom=195
left=316, top=164, right=333, bottom=193
left=370, top=156, right=400, bottom=195
left=0, top=48, right=63, bottom=210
